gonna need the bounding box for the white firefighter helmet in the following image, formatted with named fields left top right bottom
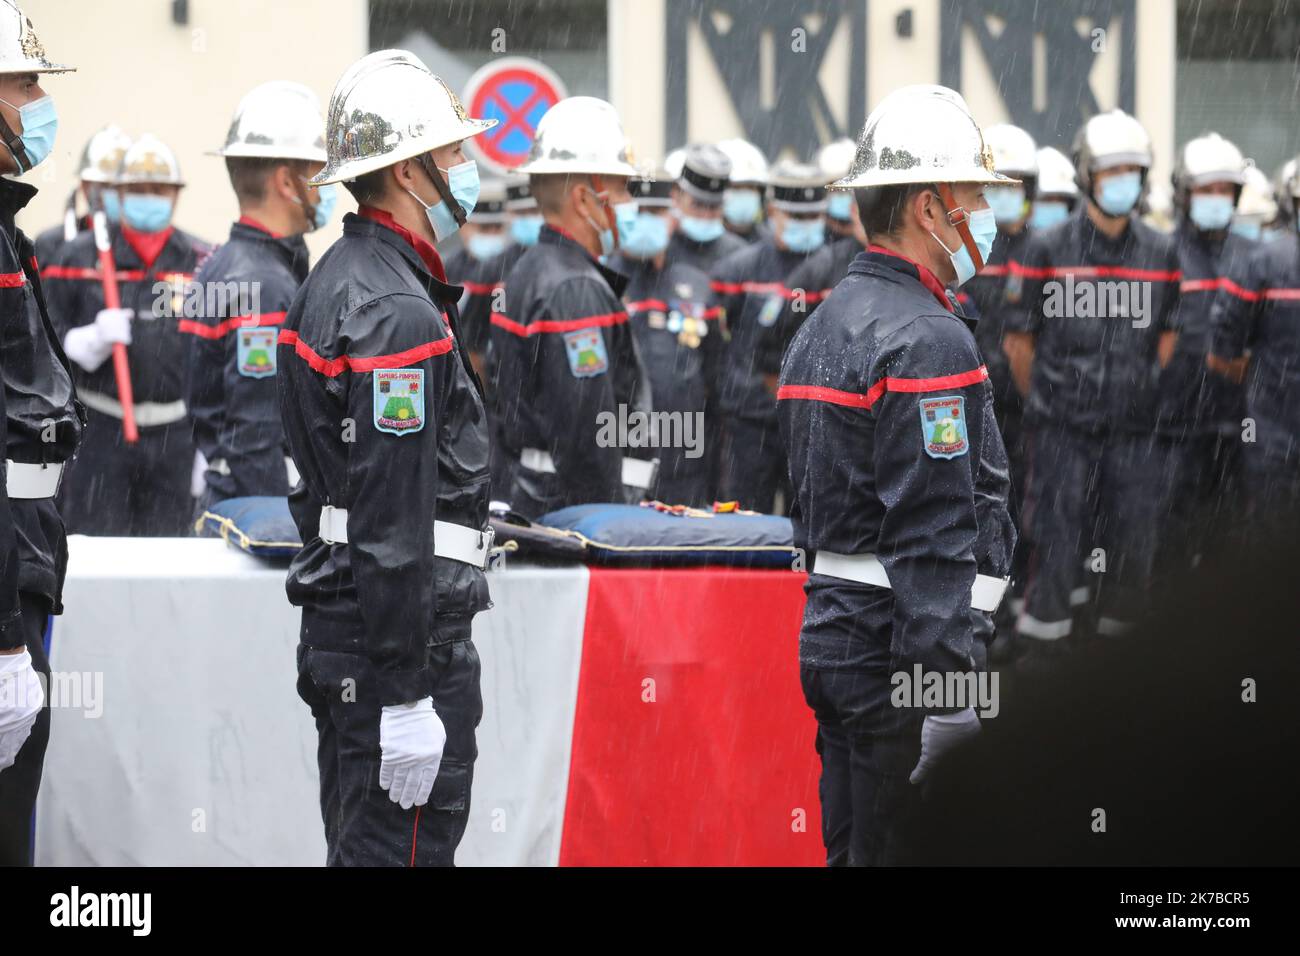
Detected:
left=78, top=125, right=131, bottom=184
left=1236, top=163, right=1277, bottom=220
left=1036, top=146, right=1079, bottom=199
left=1174, top=132, right=1245, bottom=194
left=816, top=137, right=856, bottom=183
left=832, top=84, right=1015, bottom=189
left=1285, top=156, right=1300, bottom=199
left=311, top=50, right=496, bottom=186
left=117, top=133, right=184, bottom=187
left=715, top=138, right=768, bottom=186
left=0, top=0, right=73, bottom=74
left=213, top=81, right=327, bottom=163
left=1073, top=109, right=1152, bottom=187
left=664, top=146, right=686, bottom=180
left=984, top=124, right=1039, bottom=179
left=515, top=95, right=638, bottom=178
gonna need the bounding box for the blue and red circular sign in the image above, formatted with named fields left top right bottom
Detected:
left=464, top=57, right=568, bottom=174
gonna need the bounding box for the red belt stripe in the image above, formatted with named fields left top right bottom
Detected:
left=778, top=365, right=989, bottom=410
left=490, top=310, right=628, bottom=336
left=277, top=328, right=454, bottom=377
left=1006, top=261, right=1182, bottom=282
left=710, top=280, right=812, bottom=300
left=178, top=312, right=288, bottom=339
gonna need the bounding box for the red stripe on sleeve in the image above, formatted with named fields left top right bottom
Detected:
left=1263, top=288, right=1300, bottom=301
left=626, top=299, right=669, bottom=313
left=491, top=310, right=628, bottom=336
left=0, top=271, right=25, bottom=287
left=178, top=312, right=288, bottom=340
left=490, top=313, right=529, bottom=336
left=460, top=280, right=501, bottom=295
left=278, top=328, right=454, bottom=377
left=778, top=365, right=988, bottom=411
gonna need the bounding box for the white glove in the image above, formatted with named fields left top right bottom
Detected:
left=63, top=307, right=133, bottom=373
left=95, top=307, right=134, bottom=345
left=379, top=697, right=446, bottom=809
left=909, top=707, right=981, bottom=786
left=191, top=449, right=208, bottom=498
left=0, top=649, right=44, bottom=773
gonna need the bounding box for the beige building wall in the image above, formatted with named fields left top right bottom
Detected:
left=610, top=0, right=1176, bottom=185
left=17, top=0, right=369, bottom=259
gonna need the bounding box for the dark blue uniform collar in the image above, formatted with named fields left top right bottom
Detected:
left=343, top=209, right=463, bottom=307
left=0, top=177, right=36, bottom=236
left=229, top=218, right=310, bottom=279
left=855, top=245, right=956, bottom=314
left=539, top=222, right=629, bottom=298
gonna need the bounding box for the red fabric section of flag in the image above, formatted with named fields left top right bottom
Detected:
left=560, top=567, right=823, bottom=866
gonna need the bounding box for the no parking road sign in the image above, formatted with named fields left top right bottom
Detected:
left=464, top=57, right=568, bottom=174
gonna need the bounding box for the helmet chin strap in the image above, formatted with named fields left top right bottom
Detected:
left=0, top=113, right=30, bottom=173
left=935, top=182, right=985, bottom=272
left=588, top=173, right=620, bottom=251
left=416, top=152, right=466, bottom=227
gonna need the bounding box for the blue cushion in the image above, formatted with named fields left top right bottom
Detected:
left=537, top=503, right=798, bottom=568
left=196, top=496, right=302, bottom=559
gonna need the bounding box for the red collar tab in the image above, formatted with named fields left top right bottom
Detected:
left=867, top=244, right=954, bottom=313
left=120, top=224, right=174, bottom=269
left=238, top=215, right=281, bottom=238
left=359, top=204, right=447, bottom=282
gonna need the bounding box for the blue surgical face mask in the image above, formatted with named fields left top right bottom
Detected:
left=467, top=231, right=508, bottom=261
left=781, top=217, right=825, bottom=254
left=1229, top=218, right=1261, bottom=241
left=309, top=182, right=337, bottom=231
left=931, top=204, right=998, bottom=287
left=101, top=189, right=122, bottom=225
left=410, top=159, right=480, bottom=242
left=1029, top=199, right=1070, bottom=231
left=1187, top=194, right=1235, bottom=232
left=723, top=188, right=762, bottom=227
left=1095, top=171, right=1143, bottom=217
left=621, top=211, right=671, bottom=259
left=122, top=193, right=174, bottom=233
left=986, top=186, right=1027, bottom=226
left=827, top=192, right=855, bottom=222
left=584, top=189, right=638, bottom=256
left=679, top=214, right=725, bottom=243
left=511, top=214, right=543, bottom=247
left=0, top=94, right=58, bottom=172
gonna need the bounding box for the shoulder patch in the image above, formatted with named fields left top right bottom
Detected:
left=563, top=327, right=609, bottom=377
left=918, top=395, right=969, bottom=459
left=373, top=368, right=425, bottom=435
left=237, top=328, right=278, bottom=378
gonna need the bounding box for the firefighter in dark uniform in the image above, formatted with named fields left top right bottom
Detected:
left=279, top=50, right=496, bottom=866
left=491, top=95, right=650, bottom=519
left=443, top=178, right=510, bottom=381
left=608, top=172, right=722, bottom=505
left=1156, top=133, right=1256, bottom=563
left=717, top=137, right=770, bottom=243
left=1002, top=110, right=1180, bottom=647
left=502, top=175, right=541, bottom=267
left=0, top=1, right=83, bottom=866
left=964, top=124, right=1038, bottom=650
left=663, top=144, right=747, bottom=276
left=713, top=160, right=827, bottom=513
left=45, top=134, right=209, bottom=536
left=185, top=81, right=332, bottom=510
left=764, top=175, right=867, bottom=394
left=777, top=85, right=1015, bottom=866
left=33, top=124, right=130, bottom=268
left=817, top=138, right=859, bottom=243
left=1029, top=146, right=1079, bottom=232
left=1210, top=157, right=1300, bottom=522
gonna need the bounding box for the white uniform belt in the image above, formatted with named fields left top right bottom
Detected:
left=317, top=506, right=494, bottom=570
left=209, top=456, right=299, bottom=485
left=520, top=448, right=658, bottom=491
left=6, top=460, right=64, bottom=499
left=813, top=550, right=1009, bottom=613
left=79, top=388, right=187, bottom=427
